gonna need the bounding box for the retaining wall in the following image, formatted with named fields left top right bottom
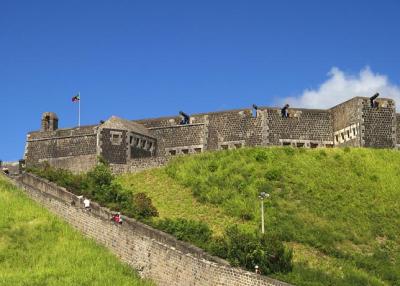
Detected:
left=13, top=173, right=292, bottom=286
left=110, top=157, right=171, bottom=174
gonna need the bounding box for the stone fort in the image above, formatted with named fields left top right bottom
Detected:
left=24, top=95, right=399, bottom=173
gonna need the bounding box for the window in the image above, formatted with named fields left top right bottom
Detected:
left=353, top=128, right=356, bottom=136
left=282, top=142, right=291, bottom=146
left=169, top=150, right=177, bottom=156
left=182, top=149, right=189, bottom=154
left=194, top=148, right=202, bottom=153
left=341, top=133, right=344, bottom=140
left=347, top=130, right=350, bottom=138
left=135, top=138, right=140, bottom=147
left=234, top=143, right=242, bottom=149
left=296, top=142, right=305, bottom=148
left=148, top=142, right=153, bottom=150
left=141, top=140, right=146, bottom=149
left=310, top=143, right=318, bottom=148
left=110, top=132, right=122, bottom=145
left=129, top=136, right=133, bottom=144
left=335, top=135, right=339, bottom=142
left=221, top=144, right=229, bottom=150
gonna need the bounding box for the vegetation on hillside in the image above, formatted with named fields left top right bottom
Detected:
left=28, top=160, right=158, bottom=220
left=28, top=159, right=292, bottom=276
left=0, top=175, right=153, bottom=286
left=117, top=147, right=400, bottom=286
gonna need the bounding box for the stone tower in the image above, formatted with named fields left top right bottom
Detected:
left=41, top=112, right=58, bottom=132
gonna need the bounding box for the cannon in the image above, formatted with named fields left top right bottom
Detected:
left=281, top=104, right=290, bottom=118
left=179, top=111, right=190, bottom=125
left=370, top=93, right=379, bottom=108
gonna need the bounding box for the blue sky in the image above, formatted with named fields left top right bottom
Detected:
left=1, top=0, right=400, bottom=161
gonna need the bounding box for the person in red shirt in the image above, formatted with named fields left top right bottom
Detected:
left=112, top=212, right=123, bottom=224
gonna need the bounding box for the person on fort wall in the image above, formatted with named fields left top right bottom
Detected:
left=2, top=167, right=9, bottom=175
left=83, top=197, right=91, bottom=211
left=112, top=212, right=123, bottom=224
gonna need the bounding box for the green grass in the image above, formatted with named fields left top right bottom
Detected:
left=117, top=147, right=400, bottom=286
left=0, top=175, right=153, bottom=286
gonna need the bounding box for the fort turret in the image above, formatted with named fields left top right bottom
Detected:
left=41, top=112, right=59, bottom=132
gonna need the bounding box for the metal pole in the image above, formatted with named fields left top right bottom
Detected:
left=78, top=92, right=81, bottom=127
left=261, top=199, right=265, bottom=234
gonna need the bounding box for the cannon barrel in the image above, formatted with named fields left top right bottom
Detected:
left=179, top=111, right=190, bottom=119
left=370, top=93, right=379, bottom=101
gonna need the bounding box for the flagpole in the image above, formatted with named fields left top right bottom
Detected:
left=78, top=92, right=81, bottom=127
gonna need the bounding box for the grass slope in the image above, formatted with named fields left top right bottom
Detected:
left=0, top=175, right=153, bottom=286
left=118, top=147, right=400, bottom=286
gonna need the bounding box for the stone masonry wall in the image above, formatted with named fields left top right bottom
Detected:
left=110, top=157, right=171, bottom=174
left=25, top=126, right=97, bottom=166
left=265, top=108, right=332, bottom=146
left=205, top=109, right=265, bottom=150
left=99, top=128, right=128, bottom=164
left=396, top=114, right=400, bottom=147
left=42, top=154, right=98, bottom=174
left=361, top=98, right=396, bottom=148
left=149, top=124, right=206, bottom=156
left=24, top=96, right=400, bottom=175
left=138, top=109, right=266, bottom=153
left=330, top=97, right=362, bottom=147
left=13, top=173, right=291, bottom=286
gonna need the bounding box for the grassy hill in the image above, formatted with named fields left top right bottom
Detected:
left=0, top=175, right=153, bottom=286
left=117, top=147, right=400, bottom=286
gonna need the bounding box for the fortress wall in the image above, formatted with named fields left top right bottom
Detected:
left=205, top=109, right=265, bottom=150
left=99, top=128, right=128, bottom=164
left=110, top=157, right=171, bottom=174
left=396, top=114, right=400, bottom=147
left=136, top=116, right=183, bottom=128
left=136, top=114, right=207, bottom=128
left=149, top=124, right=207, bottom=156
left=14, top=173, right=291, bottom=286
left=330, top=97, right=362, bottom=147
left=265, top=108, right=332, bottom=146
left=41, top=154, right=98, bottom=173
left=25, top=126, right=97, bottom=165
left=330, top=98, right=361, bottom=131
left=361, top=98, right=396, bottom=148
left=28, top=125, right=97, bottom=140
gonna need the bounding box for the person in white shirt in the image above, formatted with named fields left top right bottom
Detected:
left=83, top=198, right=91, bottom=211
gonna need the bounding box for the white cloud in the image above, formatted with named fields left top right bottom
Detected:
left=283, top=67, right=400, bottom=109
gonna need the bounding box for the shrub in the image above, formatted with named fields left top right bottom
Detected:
left=27, top=161, right=158, bottom=220
left=155, top=218, right=212, bottom=248
left=253, top=150, right=268, bottom=162
left=132, top=193, right=159, bottom=219
left=220, top=226, right=293, bottom=275
left=265, top=169, right=282, bottom=181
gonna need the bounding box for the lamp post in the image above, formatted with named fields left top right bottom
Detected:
left=258, top=192, right=270, bottom=234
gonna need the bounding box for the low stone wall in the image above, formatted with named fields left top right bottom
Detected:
left=13, top=173, right=292, bottom=286
left=39, top=154, right=98, bottom=173
left=110, top=156, right=171, bottom=174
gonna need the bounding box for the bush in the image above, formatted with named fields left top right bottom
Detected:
left=27, top=160, right=158, bottom=220
left=214, top=226, right=293, bottom=275
left=155, top=218, right=212, bottom=248
left=132, top=193, right=159, bottom=219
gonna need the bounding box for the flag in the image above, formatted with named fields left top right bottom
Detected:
left=72, top=94, right=80, bottom=102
